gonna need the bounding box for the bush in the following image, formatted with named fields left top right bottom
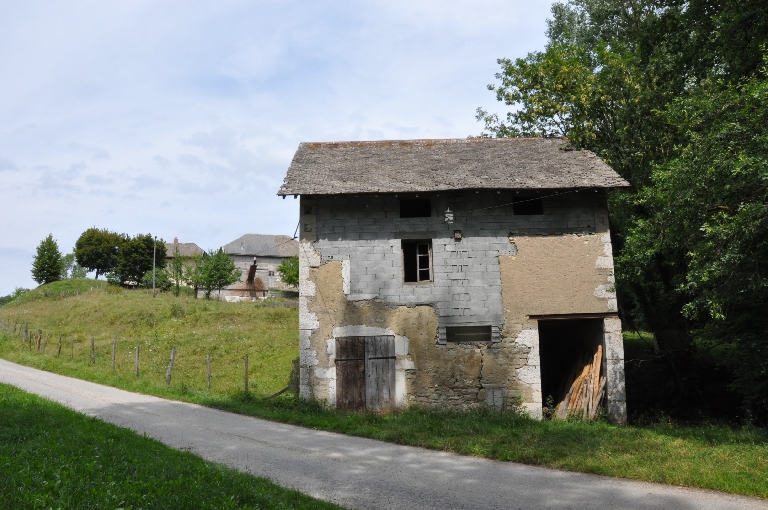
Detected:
left=141, top=267, right=172, bottom=292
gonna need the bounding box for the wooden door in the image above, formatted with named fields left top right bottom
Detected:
left=335, top=335, right=396, bottom=411
left=335, top=337, right=365, bottom=411
left=365, top=336, right=396, bottom=411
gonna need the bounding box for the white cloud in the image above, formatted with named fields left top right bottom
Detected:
left=0, top=0, right=552, bottom=294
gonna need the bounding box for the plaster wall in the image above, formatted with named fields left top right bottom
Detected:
left=298, top=190, right=625, bottom=422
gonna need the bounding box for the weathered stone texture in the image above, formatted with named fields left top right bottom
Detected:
left=298, top=190, right=626, bottom=422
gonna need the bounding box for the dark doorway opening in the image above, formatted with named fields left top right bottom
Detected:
left=538, top=319, right=603, bottom=406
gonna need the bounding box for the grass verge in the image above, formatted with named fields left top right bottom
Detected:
left=0, top=382, right=341, bottom=510
left=2, top=282, right=767, bottom=499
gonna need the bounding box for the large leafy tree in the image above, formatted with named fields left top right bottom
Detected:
left=115, top=234, right=166, bottom=285
left=478, top=0, right=768, bottom=416
left=623, top=67, right=768, bottom=412
left=74, top=228, right=124, bottom=279
left=31, top=234, right=65, bottom=285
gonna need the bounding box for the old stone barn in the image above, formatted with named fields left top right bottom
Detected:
left=279, top=138, right=629, bottom=424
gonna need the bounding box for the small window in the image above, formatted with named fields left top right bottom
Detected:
left=268, top=270, right=275, bottom=276
left=446, top=325, right=492, bottom=343
left=513, top=197, right=543, bottom=215
left=400, top=198, right=431, bottom=218
left=402, top=239, right=432, bottom=282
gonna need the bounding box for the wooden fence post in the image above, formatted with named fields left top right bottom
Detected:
left=244, top=354, right=249, bottom=394
left=165, top=348, right=176, bottom=385
left=43, top=333, right=49, bottom=353
left=207, top=353, right=211, bottom=390
left=111, top=335, right=117, bottom=371
left=292, top=358, right=300, bottom=399
left=71, top=339, right=74, bottom=359
left=134, top=344, right=140, bottom=378
left=57, top=335, right=62, bottom=358
left=37, top=329, right=42, bottom=351
left=90, top=337, right=95, bottom=364
left=24, top=323, right=29, bottom=349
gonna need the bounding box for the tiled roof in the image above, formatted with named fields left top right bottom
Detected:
left=278, top=137, right=628, bottom=195
left=222, top=234, right=298, bottom=258
left=165, top=242, right=204, bottom=258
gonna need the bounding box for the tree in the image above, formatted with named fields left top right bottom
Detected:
left=74, top=228, right=123, bottom=279
left=276, top=256, right=299, bottom=287
left=141, top=267, right=172, bottom=292
left=478, top=0, right=768, bottom=417
left=168, top=244, right=185, bottom=296
left=60, top=253, right=88, bottom=279
left=622, top=65, right=768, bottom=413
left=114, top=234, right=167, bottom=285
left=31, top=234, right=65, bottom=285
left=198, top=249, right=240, bottom=299
left=0, top=288, right=28, bottom=307
left=183, top=254, right=204, bottom=299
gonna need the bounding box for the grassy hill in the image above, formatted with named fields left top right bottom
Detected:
left=0, top=279, right=298, bottom=399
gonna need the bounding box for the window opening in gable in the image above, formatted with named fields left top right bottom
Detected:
left=446, top=325, right=492, bottom=343
left=402, top=239, right=433, bottom=282
left=400, top=198, right=431, bottom=218
left=513, top=197, right=543, bottom=215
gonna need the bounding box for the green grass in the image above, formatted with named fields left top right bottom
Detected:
left=0, top=279, right=298, bottom=397
left=0, top=382, right=341, bottom=510
left=2, top=281, right=768, bottom=500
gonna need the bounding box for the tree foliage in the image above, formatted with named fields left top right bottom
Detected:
left=168, top=244, right=185, bottom=296
left=622, top=66, right=768, bottom=410
left=198, top=249, right=241, bottom=299
left=479, top=0, right=768, bottom=417
left=141, top=267, right=173, bottom=292
left=31, top=235, right=65, bottom=285
left=115, top=234, right=166, bottom=285
left=276, top=256, right=299, bottom=287
left=60, top=253, right=87, bottom=280
left=74, top=228, right=123, bottom=279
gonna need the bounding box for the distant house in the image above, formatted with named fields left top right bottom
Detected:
left=211, top=234, right=299, bottom=301
left=164, top=238, right=204, bottom=263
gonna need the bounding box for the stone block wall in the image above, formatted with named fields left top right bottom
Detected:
left=298, top=189, right=626, bottom=423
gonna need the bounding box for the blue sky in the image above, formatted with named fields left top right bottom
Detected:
left=0, top=1, right=552, bottom=295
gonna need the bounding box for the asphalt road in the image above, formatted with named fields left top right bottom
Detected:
left=0, top=359, right=765, bottom=510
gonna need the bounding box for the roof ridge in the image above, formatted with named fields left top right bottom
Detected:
left=302, top=137, right=565, bottom=146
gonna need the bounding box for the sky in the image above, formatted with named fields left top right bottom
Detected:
left=0, top=0, right=553, bottom=296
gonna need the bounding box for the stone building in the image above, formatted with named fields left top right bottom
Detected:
left=164, top=238, right=204, bottom=263
left=279, top=138, right=629, bottom=423
left=211, top=234, right=299, bottom=301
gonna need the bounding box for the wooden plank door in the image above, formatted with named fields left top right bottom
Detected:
left=365, top=335, right=396, bottom=411
left=335, top=337, right=365, bottom=411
